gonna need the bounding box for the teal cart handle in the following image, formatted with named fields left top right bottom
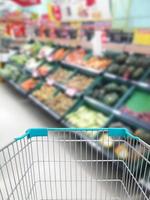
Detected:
left=15, top=128, right=139, bottom=141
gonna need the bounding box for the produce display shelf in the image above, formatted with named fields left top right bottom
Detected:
left=84, top=96, right=113, bottom=113
left=2, top=39, right=150, bottom=195
left=84, top=95, right=150, bottom=131
left=104, top=72, right=150, bottom=92
left=28, top=95, right=61, bottom=121
left=61, top=60, right=104, bottom=76
left=113, top=109, right=150, bottom=131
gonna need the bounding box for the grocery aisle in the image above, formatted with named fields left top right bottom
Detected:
left=0, top=82, right=59, bottom=148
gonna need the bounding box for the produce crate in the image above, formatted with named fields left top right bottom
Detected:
left=63, top=99, right=112, bottom=134
left=24, top=57, right=44, bottom=73
left=46, top=65, right=77, bottom=86
left=8, top=53, right=29, bottom=68
left=26, top=62, right=59, bottom=79
left=61, top=52, right=112, bottom=76
left=85, top=76, right=131, bottom=109
left=62, top=70, right=101, bottom=97
left=105, top=53, right=150, bottom=83
left=29, top=83, right=81, bottom=121
left=37, top=45, right=56, bottom=60
left=14, top=75, right=42, bottom=95
left=119, top=87, right=150, bottom=130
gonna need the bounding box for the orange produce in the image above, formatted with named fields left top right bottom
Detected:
left=20, top=79, right=39, bottom=92
left=52, top=48, right=68, bottom=61
left=37, top=66, right=50, bottom=76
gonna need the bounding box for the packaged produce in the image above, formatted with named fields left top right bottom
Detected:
left=25, top=58, right=42, bottom=71
left=46, top=92, right=75, bottom=116
left=37, top=46, right=54, bottom=59
left=115, top=144, right=128, bottom=159
left=99, top=134, right=114, bottom=148
left=92, top=81, right=128, bottom=106
left=66, top=106, right=108, bottom=129
left=47, top=68, right=73, bottom=83
left=33, top=84, right=57, bottom=103
left=66, top=74, right=93, bottom=92
left=20, top=78, right=39, bottom=92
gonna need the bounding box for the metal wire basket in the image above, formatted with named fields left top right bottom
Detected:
left=0, top=128, right=149, bottom=200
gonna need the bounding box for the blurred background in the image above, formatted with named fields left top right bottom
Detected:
left=0, top=0, right=150, bottom=195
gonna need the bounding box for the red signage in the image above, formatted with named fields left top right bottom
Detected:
left=12, top=0, right=41, bottom=7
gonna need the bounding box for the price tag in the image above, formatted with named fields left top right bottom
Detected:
left=32, top=70, right=38, bottom=78
left=47, top=56, right=53, bottom=62
left=66, top=88, right=77, bottom=97
left=47, top=79, right=54, bottom=86
left=113, top=110, right=121, bottom=116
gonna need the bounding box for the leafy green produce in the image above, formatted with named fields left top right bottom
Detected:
left=16, top=73, right=30, bottom=84
left=66, top=106, right=108, bottom=131
left=91, top=81, right=128, bottom=106
left=10, top=54, right=28, bottom=66
left=30, top=42, right=42, bottom=55
left=0, top=64, right=21, bottom=81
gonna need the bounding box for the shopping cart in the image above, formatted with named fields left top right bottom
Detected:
left=0, top=128, right=149, bottom=200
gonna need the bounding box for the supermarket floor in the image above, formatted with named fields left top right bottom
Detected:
left=0, top=82, right=129, bottom=200
left=0, top=83, right=60, bottom=148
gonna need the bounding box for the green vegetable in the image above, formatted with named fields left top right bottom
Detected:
left=108, top=63, right=119, bottom=73
left=103, top=93, right=119, bottom=105
left=132, top=68, right=144, bottom=79
left=118, top=65, right=127, bottom=75
left=119, top=85, right=128, bottom=93
left=126, top=55, right=137, bottom=65
left=66, top=106, right=108, bottom=130
left=115, top=53, right=127, bottom=64
left=104, top=83, right=119, bottom=92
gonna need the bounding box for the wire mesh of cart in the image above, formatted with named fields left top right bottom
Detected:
left=0, top=128, right=150, bottom=200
